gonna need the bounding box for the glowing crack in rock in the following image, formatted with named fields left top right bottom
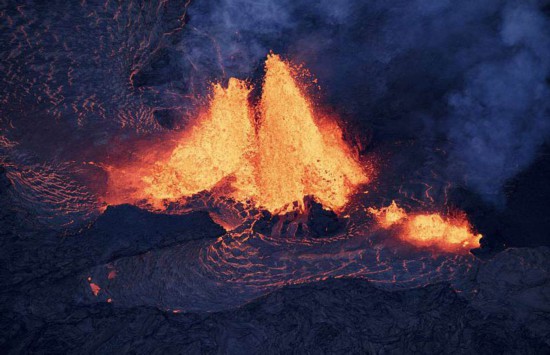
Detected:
left=87, top=277, right=101, bottom=296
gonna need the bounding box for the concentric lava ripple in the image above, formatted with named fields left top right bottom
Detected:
left=81, top=223, right=479, bottom=312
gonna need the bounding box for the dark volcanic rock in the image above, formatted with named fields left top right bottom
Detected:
left=2, top=278, right=548, bottom=354
left=82, top=204, right=226, bottom=264
left=131, top=48, right=184, bottom=88
left=93, top=204, right=225, bottom=242
left=153, top=108, right=180, bottom=129
left=0, top=166, right=11, bottom=192
left=251, top=197, right=343, bottom=238
left=473, top=247, right=550, bottom=343
left=0, top=202, right=225, bottom=291
left=304, top=196, right=342, bottom=237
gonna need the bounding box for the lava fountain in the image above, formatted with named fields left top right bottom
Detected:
left=142, top=78, right=256, bottom=202
left=256, top=54, right=367, bottom=211
left=82, top=53, right=484, bottom=313
left=106, top=54, right=367, bottom=213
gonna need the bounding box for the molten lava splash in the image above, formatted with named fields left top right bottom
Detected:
left=118, top=54, right=367, bottom=212
left=369, top=201, right=481, bottom=253
left=404, top=214, right=481, bottom=251
left=368, top=200, right=407, bottom=228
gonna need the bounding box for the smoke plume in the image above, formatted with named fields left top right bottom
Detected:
left=185, top=0, right=550, bottom=204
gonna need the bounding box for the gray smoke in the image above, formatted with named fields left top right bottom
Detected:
left=185, top=0, right=550, bottom=205
left=445, top=2, right=550, bottom=204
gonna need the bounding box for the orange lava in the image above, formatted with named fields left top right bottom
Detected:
left=368, top=200, right=407, bottom=228
left=256, top=54, right=367, bottom=211
left=107, top=54, right=367, bottom=213
left=369, top=201, right=481, bottom=253
left=89, top=282, right=101, bottom=296
left=142, top=78, right=256, bottom=202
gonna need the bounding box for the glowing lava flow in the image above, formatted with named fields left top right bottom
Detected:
left=369, top=201, right=481, bottom=253
left=117, top=54, right=367, bottom=212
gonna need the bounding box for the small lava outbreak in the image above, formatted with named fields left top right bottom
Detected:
left=369, top=201, right=481, bottom=253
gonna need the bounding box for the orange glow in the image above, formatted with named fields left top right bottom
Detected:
left=142, top=78, right=256, bottom=201
left=404, top=213, right=481, bottom=251
left=369, top=201, right=481, bottom=253
left=256, top=54, right=367, bottom=211
left=107, top=54, right=367, bottom=213
left=89, top=282, right=101, bottom=296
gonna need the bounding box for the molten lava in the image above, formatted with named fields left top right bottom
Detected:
left=257, top=55, right=367, bottom=211
left=368, top=200, right=407, bottom=228
left=142, top=78, right=256, bottom=200
left=369, top=201, right=481, bottom=253
left=113, top=54, right=367, bottom=212
left=104, top=54, right=479, bottom=255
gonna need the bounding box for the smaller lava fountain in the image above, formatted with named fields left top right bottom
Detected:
left=369, top=201, right=481, bottom=253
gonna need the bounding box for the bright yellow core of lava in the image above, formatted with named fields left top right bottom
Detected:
left=137, top=54, right=367, bottom=212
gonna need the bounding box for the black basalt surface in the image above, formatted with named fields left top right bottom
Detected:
left=2, top=278, right=549, bottom=354
left=90, top=204, right=226, bottom=258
